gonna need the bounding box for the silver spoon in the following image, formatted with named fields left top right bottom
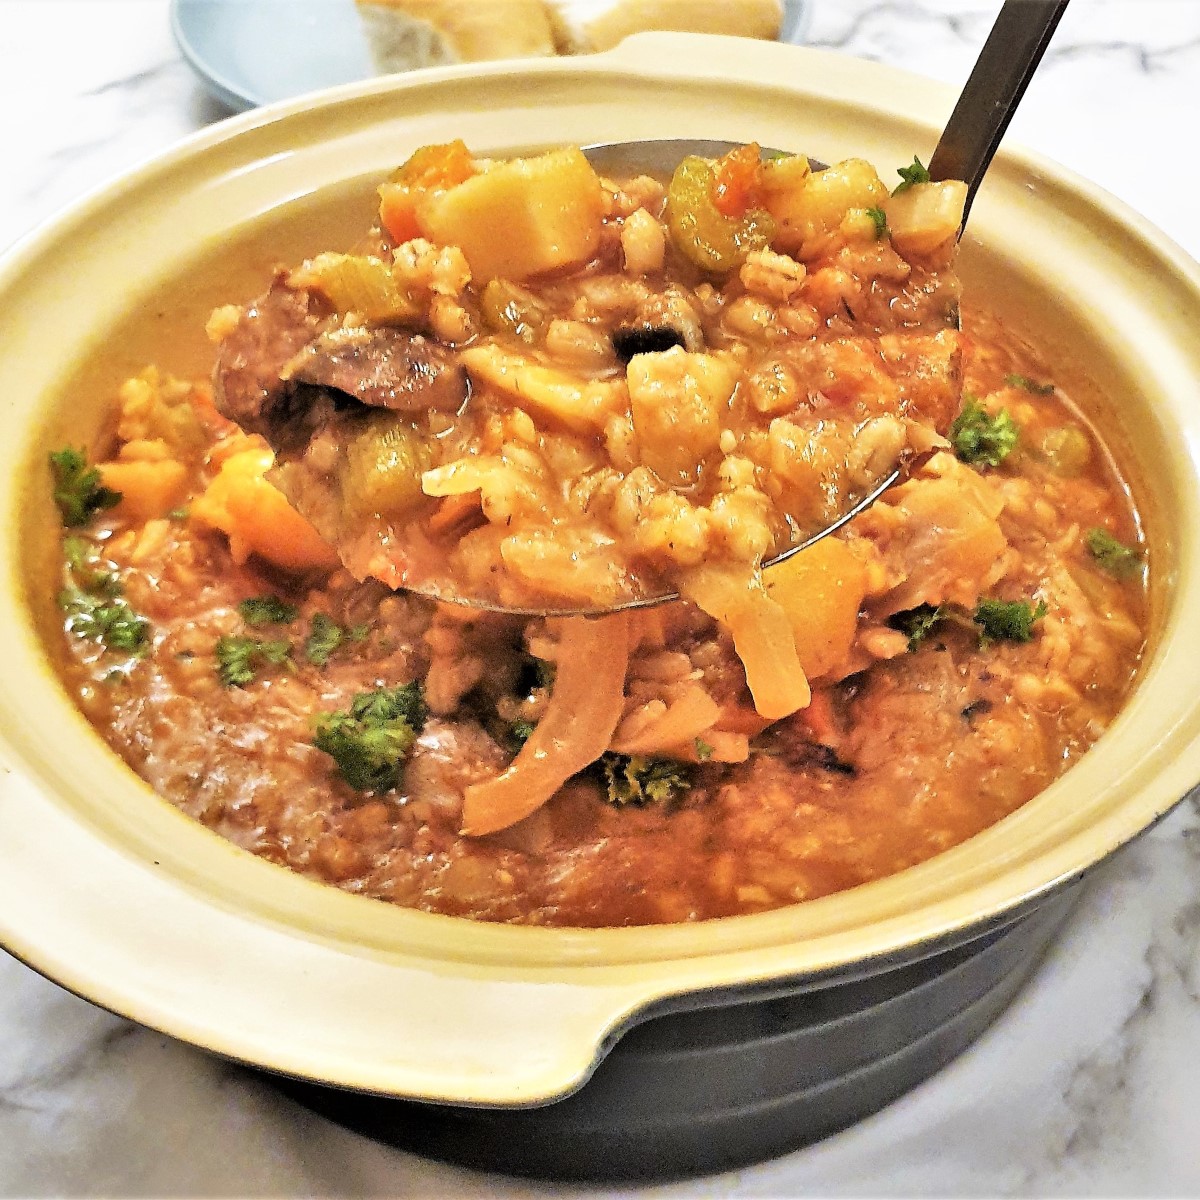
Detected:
left=415, top=0, right=1070, bottom=616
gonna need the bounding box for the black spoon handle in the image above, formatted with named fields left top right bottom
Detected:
left=928, top=0, right=1070, bottom=224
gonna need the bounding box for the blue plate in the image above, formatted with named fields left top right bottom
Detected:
left=172, top=0, right=812, bottom=112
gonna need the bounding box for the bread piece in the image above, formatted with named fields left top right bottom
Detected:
left=548, top=0, right=784, bottom=54
left=356, top=0, right=558, bottom=72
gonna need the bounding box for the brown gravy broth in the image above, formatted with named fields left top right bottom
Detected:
left=51, top=303, right=1148, bottom=926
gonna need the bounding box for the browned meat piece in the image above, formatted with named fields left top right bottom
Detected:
left=283, top=327, right=468, bottom=414
left=212, top=273, right=332, bottom=434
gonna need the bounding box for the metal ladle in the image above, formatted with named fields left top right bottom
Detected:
left=426, top=0, right=1070, bottom=616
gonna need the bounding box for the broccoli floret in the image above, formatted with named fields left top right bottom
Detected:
left=599, top=753, right=691, bottom=806
left=950, top=398, right=1019, bottom=467
left=313, top=683, right=427, bottom=792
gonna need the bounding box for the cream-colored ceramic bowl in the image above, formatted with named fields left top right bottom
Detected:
left=2, top=35, right=1199, bottom=1109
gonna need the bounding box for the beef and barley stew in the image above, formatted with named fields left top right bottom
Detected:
left=48, top=143, right=1147, bottom=926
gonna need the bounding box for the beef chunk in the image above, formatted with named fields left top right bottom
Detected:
left=283, top=326, right=468, bottom=414
left=212, top=274, right=332, bottom=434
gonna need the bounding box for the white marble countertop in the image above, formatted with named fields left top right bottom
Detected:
left=3, top=2, right=1200, bottom=1196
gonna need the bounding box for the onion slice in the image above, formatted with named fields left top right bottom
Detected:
left=460, top=611, right=631, bottom=837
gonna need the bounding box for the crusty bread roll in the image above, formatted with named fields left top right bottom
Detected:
left=356, top=0, right=783, bottom=74
left=549, top=0, right=784, bottom=54
left=356, top=0, right=558, bottom=72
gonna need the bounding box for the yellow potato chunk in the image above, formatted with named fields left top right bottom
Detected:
left=628, top=347, right=738, bottom=486
left=459, top=343, right=627, bottom=433
left=764, top=158, right=888, bottom=255
left=416, top=147, right=605, bottom=282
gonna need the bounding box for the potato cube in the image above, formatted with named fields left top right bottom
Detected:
left=628, top=347, right=738, bottom=486
left=885, top=180, right=968, bottom=256
left=416, top=147, right=605, bottom=282
left=764, top=158, right=888, bottom=256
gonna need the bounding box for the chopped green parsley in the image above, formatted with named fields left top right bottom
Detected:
left=599, top=753, right=691, bottom=806
left=974, top=597, right=1048, bottom=645
left=865, top=206, right=888, bottom=238
left=1004, top=372, right=1055, bottom=396
left=59, top=588, right=149, bottom=655
left=950, top=398, right=1019, bottom=467
left=215, top=635, right=292, bottom=687
left=49, top=447, right=121, bottom=527
left=313, top=683, right=427, bottom=792
left=893, top=156, right=931, bottom=194
left=238, top=595, right=299, bottom=626
left=1086, top=528, right=1142, bottom=579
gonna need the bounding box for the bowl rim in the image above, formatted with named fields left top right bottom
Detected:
left=2, top=32, right=1200, bottom=1105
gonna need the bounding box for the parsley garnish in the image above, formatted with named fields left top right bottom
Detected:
left=303, top=612, right=368, bottom=665
left=694, top=738, right=715, bottom=761
left=599, top=753, right=691, bottom=806
left=973, top=598, right=1048, bottom=645
left=238, top=595, right=298, bottom=626
left=215, top=635, right=292, bottom=687
left=950, top=398, right=1019, bottom=467
left=49, top=447, right=121, bottom=527
left=313, top=683, right=427, bottom=792
left=892, top=603, right=951, bottom=651
left=865, top=206, right=888, bottom=238
left=1086, top=528, right=1142, bottom=579
left=893, top=156, right=931, bottom=194
left=509, top=719, right=536, bottom=749
left=1004, top=373, right=1055, bottom=396
left=60, top=588, right=149, bottom=655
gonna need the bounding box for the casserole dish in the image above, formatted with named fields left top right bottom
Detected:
left=2, top=32, right=1199, bottom=1178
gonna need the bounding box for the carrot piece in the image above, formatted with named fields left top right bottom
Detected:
left=461, top=613, right=631, bottom=837
left=712, top=143, right=763, bottom=218
left=378, top=140, right=476, bottom=244
left=682, top=564, right=810, bottom=720
left=800, top=688, right=838, bottom=743
left=191, top=447, right=339, bottom=574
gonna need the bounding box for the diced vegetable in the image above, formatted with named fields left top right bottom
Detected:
left=627, top=347, right=737, bottom=485
left=461, top=613, right=630, bottom=836
left=459, top=343, right=627, bottom=434
left=479, top=278, right=549, bottom=344
left=1005, top=373, right=1055, bottom=395
left=341, top=416, right=431, bottom=520
left=681, top=564, right=811, bottom=720
left=711, top=143, right=763, bottom=218
left=378, top=139, right=476, bottom=244
left=416, top=147, right=605, bottom=283
left=1032, top=424, right=1091, bottom=476
left=50, top=447, right=121, bottom=527
left=96, top=458, right=189, bottom=522
left=288, top=254, right=420, bottom=324
left=764, top=538, right=867, bottom=679
left=763, top=158, right=887, bottom=255
left=885, top=180, right=967, bottom=255
left=191, top=445, right=340, bottom=573
left=610, top=685, right=720, bottom=755
left=666, top=154, right=776, bottom=272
